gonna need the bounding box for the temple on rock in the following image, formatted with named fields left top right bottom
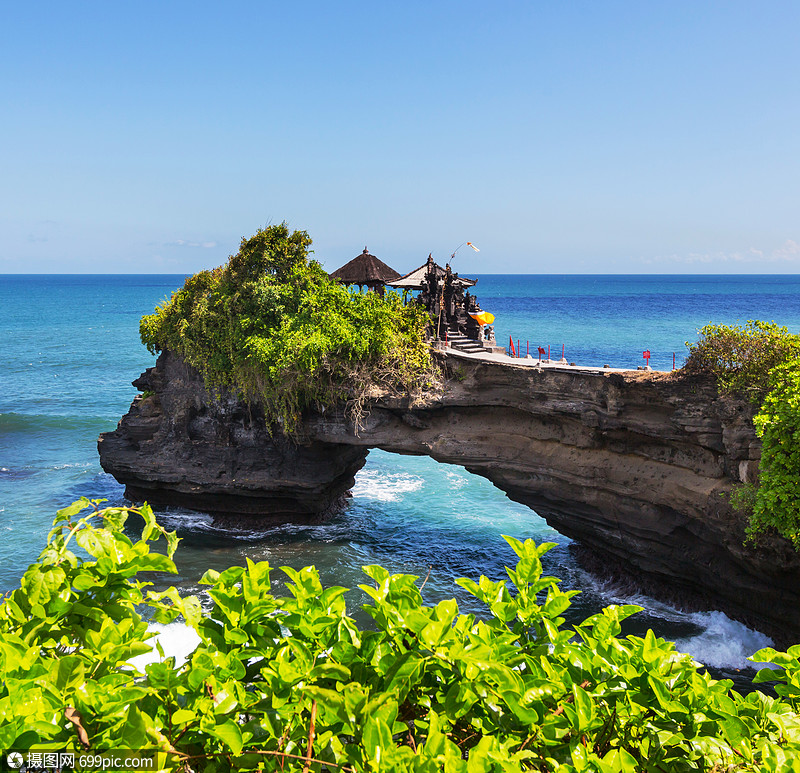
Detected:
left=388, top=255, right=498, bottom=351
left=330, top=248, right=499, bottom=352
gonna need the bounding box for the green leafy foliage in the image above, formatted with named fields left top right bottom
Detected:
left=729, top=482, right=757, bottom=517
left=684, top=321, right=800, bottom=547
left=749, top=357, right=800, bottom=546
left=683, top=320, right=800, bottom=403
left=0, top=499, right=183, bottom=756
left=4, top=502, right=800, bottom=770
left=139, top=224, right=434, bottom=431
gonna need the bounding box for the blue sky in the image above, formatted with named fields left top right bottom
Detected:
left=1, top=1, right=798, bottom=274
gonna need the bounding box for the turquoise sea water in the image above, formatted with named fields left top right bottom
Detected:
left=4, top=273, right=800, bottom=680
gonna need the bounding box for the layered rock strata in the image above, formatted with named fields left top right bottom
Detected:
left=98, top=353, right=368, bottom=522
left=99, top=350, right=800, bottom=640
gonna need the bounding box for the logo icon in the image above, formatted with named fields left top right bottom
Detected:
left=6, top=753, right=23, bottom=769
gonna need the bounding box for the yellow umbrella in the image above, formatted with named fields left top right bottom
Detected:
left=469, top=311, right=495, bottom=326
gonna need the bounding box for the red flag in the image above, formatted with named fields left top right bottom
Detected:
left=509, top=336, right=516, bottom=357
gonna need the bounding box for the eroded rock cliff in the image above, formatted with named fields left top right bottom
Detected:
left=98, top=353, right=368, bottom=523
left=99, top=350, right=800, bottom=640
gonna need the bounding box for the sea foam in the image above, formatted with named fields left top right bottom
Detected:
left=673, top=611, right=774, bottom=670
left=577, top=570, right=775, bottom=670
left=351, top=469, right=424, bottom=502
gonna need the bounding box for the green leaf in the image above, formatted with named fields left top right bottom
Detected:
left=56, top=499, right=94, bottom=519
left=309, top=662, right=351, bottom=682
left=362, top=717, right=393, bottom=762
left=602, top=747, right=639, bottom=773
left=647, top=673, right=672, bottom=709
left=572, top=684, right=595, bottom=731
left=224, top=627, right=248, bottom=645
left=72, top=572, right=101, bottom=591
left=420, top=620, right=448, bottom=649
left=210, top=718, right=243, bottom=755
left=212, top=687, right=239, bottom=715
left=53, top=656, right=85, bottom=692
left=199, top=568, right=221, bottom=585
left=304, top=686, right=345, bottom=709
left=171, top=709, right=195, bottom=725
left=122, top=705, right=148, bottom=749
left=133, top=554, right=176, bottom=573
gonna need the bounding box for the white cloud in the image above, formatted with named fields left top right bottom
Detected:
left=165, top=240, right=218, bottom=249
left=772, top=239, right=800, bottom=261
left=645, top=240, right=800, bottom=266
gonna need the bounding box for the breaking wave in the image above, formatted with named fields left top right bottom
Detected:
left=673, top=611, right=774, bottom=670
left=350, top=469, right=425, bottom=502
left=574, top=570, right=774, bottom=672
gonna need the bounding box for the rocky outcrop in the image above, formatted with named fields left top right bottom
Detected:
left=99, top=350, right=800, bottom=640
left=98, top=354, right=368, bottom=523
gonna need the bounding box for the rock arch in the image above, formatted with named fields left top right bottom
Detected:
left=99, top=350, right=800, bottom=641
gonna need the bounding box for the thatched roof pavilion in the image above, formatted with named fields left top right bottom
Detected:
left=329, top=247, right=401, bottom=292
left=387, top=255, right=477, bottom=290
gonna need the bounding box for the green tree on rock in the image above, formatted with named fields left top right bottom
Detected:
left=140, top=224, right=434, bottom=432
left=684, top=321, right=800, bottom=546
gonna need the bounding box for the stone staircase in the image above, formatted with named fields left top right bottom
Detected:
left=446, top=332, right=485, bottom=354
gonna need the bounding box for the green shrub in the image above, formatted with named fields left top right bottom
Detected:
left=140, top=224, right=434, bottom=431
left=3, top=500, right=800, bottom=771
left=729, top=481, right=757, bottom=517
left=683, top=320, right=800, bottom=403
left=749, top=357, right=800, bottom=546
left=684, top=322, right=800, bottom=546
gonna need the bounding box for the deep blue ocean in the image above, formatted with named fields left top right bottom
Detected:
left=4, top=273, right=800, bottom=680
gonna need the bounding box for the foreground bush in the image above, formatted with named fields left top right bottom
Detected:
left=2, top=500, right=800, bottom=771
left=139, top=224, right=433, bottom=431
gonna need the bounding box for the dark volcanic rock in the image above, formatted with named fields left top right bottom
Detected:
left=99, top=353, right=368, bottom=522
left=99, top=350, right=800, bottom=640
